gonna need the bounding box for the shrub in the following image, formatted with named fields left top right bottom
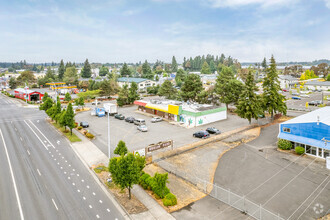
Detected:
left=278, top=139, right=292, bottom=150
left=139, top=173, right=151, bottom=190
left=83, top=130, right=88, bottom=135
left=85, top=132, right=95, bottom=139
left=152, top=173, right=170, bottom=199
left=295, top=146, right=305, bottom=155
left=74, top=122, right=78, bottom=128
left=163, top=193, right=177, bottom=206
left=77, top=126, right=82, bottom=130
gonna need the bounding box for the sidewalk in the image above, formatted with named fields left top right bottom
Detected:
left=71, top=129, right=175, bottom=220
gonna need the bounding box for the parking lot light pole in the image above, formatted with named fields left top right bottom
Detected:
left=108, top=111, right=111, bottom=159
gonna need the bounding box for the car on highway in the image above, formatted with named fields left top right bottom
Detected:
left=137, top=125, right=148, bottom=132
left=151, top=117, right=163, bottom=123
left=114, top=114, right=125, bottom=120
left=193, top=131, right=210, bottom=138
left=125, top=116, right=135, bottom=123
left=300, top=94, right=310, bottom=98
left=80, top=122, right=89, bottom=128
left=206, top=127, right=221, bottom=135
left=291, top=96, right=301, bottom=100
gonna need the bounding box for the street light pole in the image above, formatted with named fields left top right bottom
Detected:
left=108, top=111, right=111, bottom=159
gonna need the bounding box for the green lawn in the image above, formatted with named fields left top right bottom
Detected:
left=51, top=122, right=81, bottom=142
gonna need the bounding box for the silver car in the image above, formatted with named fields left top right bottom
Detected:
left=151, top=117, right=163, bottom=123
left=137, top=125, right=148, bottom=132
left=300, top=94, right=310, bottom=98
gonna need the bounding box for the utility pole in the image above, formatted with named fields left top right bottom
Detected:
left=108, top=111, right=111, bottom=159
left=24, top=83, right=27, bottom=103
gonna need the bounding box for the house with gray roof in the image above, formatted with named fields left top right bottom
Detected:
left=117, top=77, right=156, bottom=92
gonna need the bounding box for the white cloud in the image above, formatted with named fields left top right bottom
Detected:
left=206, top=0, right=298, bottom=8
left=324, top=0, right=330, bottom=8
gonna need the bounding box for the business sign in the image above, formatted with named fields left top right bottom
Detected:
left=146, top=140, right=173, bottom=153
left=133, top=148, right=146, bottom=157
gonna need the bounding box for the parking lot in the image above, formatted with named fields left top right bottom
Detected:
left=75, top=102, right=261, bottom=155
left=283, top=91, right=330, bottom=111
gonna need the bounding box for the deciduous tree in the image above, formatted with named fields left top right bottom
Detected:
left=180, top=74, right=203, bottom=102
left=158, top=80, right=177, bottom=99
left=128, top=82, right=140, bottom=103
left=114, top=140, right=128, bottom=156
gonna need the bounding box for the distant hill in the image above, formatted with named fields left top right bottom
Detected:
left=241, top=59, right=330, bottom=66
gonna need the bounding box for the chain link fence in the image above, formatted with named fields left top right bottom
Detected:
left=156, top=159, right=284, bottom=220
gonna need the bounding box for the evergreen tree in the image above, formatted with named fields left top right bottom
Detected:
left=63, top=66, right=78, bottom=85
left=158, top=80, right=177, bottom=99
left=114, top=140, right=128, bottom=156
left=262, top=55, right=287, bottom=120
left=215, top=66, right=243, bottom=109
left=64, top=92, right=71, bottom=101
left=55, top=97, right=61, bottom=123
left=128, top=82, right=140, bottom=104
left=45, top=67, right=55, bottom=80
left=210, top=60, right=216, bottom=73
left=261, top=57, right=267, bottom=70
left=9, top=77, right=17, bottom=89
left=120, top=63, right=131, bottom=77
left=171, top=56, right=178, bottom=72
left=58, top=59, right=65, bottom=80
left=42, top=92, right=49, bottom=102
left=116, top=84, right=129, bottom=107
left=175, top=69, right=186, bottom=85
left=235, top=69, right=263, bottom=124
left=65, top=103, right=75, bottom=135
left=109, top=153, right=145, bottom=200
left=99, top=80, right=114, bottom=97
left=201, top=61, right=211, bottom=74
left=99, top=65, right=109, bottom=76
left=81, top=59, right=92, bottom=78
left=180, top=74, right=203, bottom=102
left=141, top=60, right=153, bottom=79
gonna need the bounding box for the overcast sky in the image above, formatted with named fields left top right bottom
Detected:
left=1, top=0, right=329, bottom=63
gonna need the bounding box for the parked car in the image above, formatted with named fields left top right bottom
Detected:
left=282, top=89, right=289, bottom=92
left=300, top=94, right=310, bottom=98
left=80, top=122, right=89, bottom=128
left=134, top=119, right=146, bottom=125
left=92, top=101, right=101, bottom=105
left=309, top=100, right=322, bottom=106
left=151, top=117, right=163, bottom=123
left=137, top=125, right=148, bottom=132
left=291, top=96, right=301, bottom=100
left=206, top=127, right=221, bottom=135
left=114, top=114, right=125, bottom=120
left=291, top=92, right=299, bottom=96
left=125, top=117, right=135, bottom=123
left=193, top=131, right=210, bottom=138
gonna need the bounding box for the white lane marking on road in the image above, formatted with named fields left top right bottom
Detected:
left=72, top=182, right=75, bottom=186
left=59, top=153, right=61, bottom=155
left=56, top=150, right=58, bottom=152
left=27, top=150, right=30, bottom=155
left=77, top=189, right=80, bottom=193
left=54, top=158, right=56, bottom=161
left=20, top=137, right=23, bottom=141
left=57, top=162, right=59, bottom=165
left=82, top=179, right=84, bottom=182
left=86, top=185, right=90, bottom=189
left=83, top=197, right=86, bottom=200
left=62, top=157, right=64, bottom=159
left=24, top=120, right=48, bottom=150
left=107, top=209, right=110, bottom=212
left=51, top=155, right=53, bottom=157
left=52, top=199, right=59, bottom=211
left=44, top=140, right=47, bottom=143
left=14, top=127, right=17, bottom=131
left=37, top=120, right=39, bottom=123
left=69, top=164, right=71, bottom=167
left=57, top=140, right=60, bottom=145
left=77, top=174, right=79, bottom=177
left=93, top=192, right=95, bottom=196
left=89, top=205, right=92, bottom=209
left=60, top=167, right=63, bottom=169
left=37, top=169, right=41, bottom=176
left=72, top=169, right=75, bottom=172
left=99, top=200, right=102, bottom=203
left=96, top=214, right=100, bottom=218
left=64, top=172, right=67, bottom=174
left=28, top=120, right=56, bottom=149
left=65, top=160, right=67, bottom=163
left=0, top=129, right=25, bottom=220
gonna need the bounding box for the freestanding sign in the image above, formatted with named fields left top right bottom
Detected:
left=146, top=140, right=173, bottom=154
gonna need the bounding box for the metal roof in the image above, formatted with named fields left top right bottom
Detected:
left=282, top=107, right=330, bottom=126
left=117, top=77, right=152, bottom=83
left=14, top=88, right=38, bottom=94
left=305, top=81, right=330, bottom=86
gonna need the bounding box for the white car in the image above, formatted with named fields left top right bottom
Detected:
left=151, top=117, right=163, bottom=123
left=137, top=125, right=148, bottom=132
left=300, top=94, right=310, bottom=98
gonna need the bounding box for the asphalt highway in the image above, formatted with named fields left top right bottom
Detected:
left=0, top=94, right=125, bottom=220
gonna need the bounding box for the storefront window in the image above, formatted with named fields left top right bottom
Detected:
left=324, top=150, right=330, bottom=158
left=318, top=148, right=323, bottom=157
left=311, top=147, right=317, bottom=156
left=306, top=145, right=311, bottom=154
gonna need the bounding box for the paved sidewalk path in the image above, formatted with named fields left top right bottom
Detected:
left=71, top=129, right=175, bottom=220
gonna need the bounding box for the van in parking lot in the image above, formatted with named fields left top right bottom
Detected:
left=134, top=119, right=146, bottom=125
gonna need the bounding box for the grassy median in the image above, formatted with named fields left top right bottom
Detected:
left=51, top=122, right=81, bottom=142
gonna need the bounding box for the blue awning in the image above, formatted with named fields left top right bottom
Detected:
left=278, top=132, right=330, bottom=150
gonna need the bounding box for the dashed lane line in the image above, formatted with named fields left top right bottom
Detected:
left=52, top=199, right=59, bottom=211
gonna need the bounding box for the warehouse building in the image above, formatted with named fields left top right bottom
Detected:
left=14, top=88, right=44, bottom=101
left=134, top=99, right=227, bottom=128
left=278, top=107, right=330, bottom=159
